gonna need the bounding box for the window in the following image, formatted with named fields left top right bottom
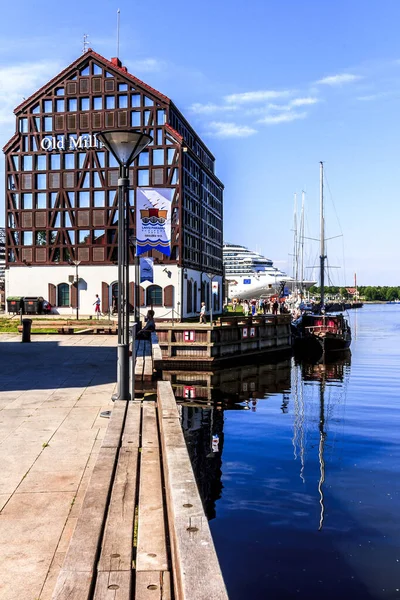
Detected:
left=19, top=118, right=28, bottom=133
left=153, top=149, right=164, bottom=166
left=43, top=100, right=52, bottom=113
left=80, top=65, right=90, bottom=76
left=131, top=111, right=140, bottom=127
left=138, top=170, right=149, bottom=186
left=147, top=285, right=162, bottom=306
left=157, top=109, right=166, bottom=125
left=118, top=95, right=128, bottom=108
left=36, top=174, right=47, bottom=189
left=68, top=98, right=77, bottom=111
left=44, top=117, right=52, bottom=131
left=50, top=154, right=61, bottom=170
left=36, top=193, right=47, bottom=208
left=78, top=230, right=90, bottom=244
left=36, top=231, right=46, bottom=245
left=23, top=231, right=33, bottom=245
left=157, top=129, right=163, bottom=145
left=80, top=97, right=90, bottom=111
left=96, top=152, right=105, bottom=167
left=93, top=96, right=102, bottom=110
left=22, top=156, right=33, bottom=171
left=94, top=191, right=105, bottom=207
left=144, top=96, right=154, bottom=107
left=167, top=149, right=175, bottom=164
left=57, top=283, right=70, bottom=307
left=138, top=151, right=149, bottom=166
left=105, top=96, right=115, bottom=109
left=93, top=229, right=105, bottom=243
left=56, top=88, right=64, bottom=96
left=78, top=153, right=85, bottom=168
left=78, top=192, right=90, bottom=207
left=131, top=94, right=140, bottom=107
left=93, top=64, right=102, bottom=75
left=55, top=99, right=64, bottom=112
left=118, top=83, right=128, bottom=91
left=50, top=193, right=57, bottom=207
left=109, top=154, right=118, bottom=167
left=36, top=155, right=46, bottom=170
left=64, top=154, right=74, bottom=169
left=32, top=104, right=40, bottom=114
left=143, top=110, right=151, bottom=126
left=22, top=193, right=33, bottom=209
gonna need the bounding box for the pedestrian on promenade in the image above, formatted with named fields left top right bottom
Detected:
left=232, top=299, right=237, bottom=312
left=243, top=300, right=249, bottom=317
left=272, top=299, right=279, bottom=315
left=93, top=294, right=101, bottom=319
left=251, top=302, right=256, bottom=317
left=199, top=301, right=207, bottom=323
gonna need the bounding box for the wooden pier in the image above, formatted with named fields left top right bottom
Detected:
left=52, top=381, right=228, bottom=600
left=156, top=314, right=292, bottom=369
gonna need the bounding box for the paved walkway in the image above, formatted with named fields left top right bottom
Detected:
left=0, top=334, right=118, bottom=600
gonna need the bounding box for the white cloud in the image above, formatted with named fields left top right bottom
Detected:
left=189, top=102, right=238, bottom=114
left=206, top=121, right=257, bottom=138
left=0, top=60, right=60, bottom=127
left=257, top=111, right=307, bottom=125
left=224, top=89, right=292, bottom=104
left=290, top=96, right=319, bottom=107
left=316, top=73, right=362, bottom=86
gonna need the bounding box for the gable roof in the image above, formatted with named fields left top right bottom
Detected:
left=13, top=49, right=171, bottom=115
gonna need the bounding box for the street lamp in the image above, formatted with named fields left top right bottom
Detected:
left=69, top=259, right=81, bottom=320
left=97, top=129, right=152, bottom=401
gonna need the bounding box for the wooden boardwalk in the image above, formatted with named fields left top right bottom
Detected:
left=52, top=381, right=227, bottom=600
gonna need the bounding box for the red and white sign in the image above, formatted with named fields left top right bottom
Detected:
left=183, top=331, right=196, bottom=342
left=183, top=386, right=196, bottom=399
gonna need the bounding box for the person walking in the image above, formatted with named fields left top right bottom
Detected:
left=272, top=299, right=279, bottom=315
left=243, top=300, right=249, bottom=317
left=93, top=294, right=101, bottom=319
left=199, top=301, right=207, bottom=324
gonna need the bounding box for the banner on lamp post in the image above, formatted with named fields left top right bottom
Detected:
left=140, top=257, right=154, bottom=283
left=212, top=281, right=219, bottom=295
left=136, top=188, right=172, bottom=256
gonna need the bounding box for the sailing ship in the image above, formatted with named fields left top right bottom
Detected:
left=292, top=163, right=352, bottom=358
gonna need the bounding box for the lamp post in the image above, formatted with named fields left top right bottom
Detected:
left=97, top=129, right=152, bottom=401
left=206, top=272, right=216, bottom=327
left=70, top=260, right=81, bottom=320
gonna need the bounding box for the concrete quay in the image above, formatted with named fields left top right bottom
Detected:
left=0, top=334, right=118, bottom=600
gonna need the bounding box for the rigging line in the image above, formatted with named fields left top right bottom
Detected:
left=324, top=170, right=343, bottom=237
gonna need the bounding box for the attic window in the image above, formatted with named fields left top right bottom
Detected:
left=118, top=83, right=128, bottom=91
left=80, top=65, right=90, bottom=76
left=56, top=88, right=64, bottom=96
left=105, top=71, right=113, bottom=78
left=93, top=64, right=102, bottom=75
left=32, top=104, right=40, bottom=114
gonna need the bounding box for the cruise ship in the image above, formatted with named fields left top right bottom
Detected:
left=223, top=242, right=315, bottom=300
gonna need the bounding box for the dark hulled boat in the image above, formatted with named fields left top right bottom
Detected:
left=292, top=162, right=352, bottom=359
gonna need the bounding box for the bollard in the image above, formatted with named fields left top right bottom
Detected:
left=21, top=318, right=32, bottom=343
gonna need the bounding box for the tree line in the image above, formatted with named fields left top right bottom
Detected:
left=308, top=286, right=400, bottom=302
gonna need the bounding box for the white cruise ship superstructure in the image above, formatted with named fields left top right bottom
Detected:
left=224, top=242, right=316, bottom=300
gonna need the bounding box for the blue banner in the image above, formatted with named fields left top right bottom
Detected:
left=140, top=257, right=154, bottom=283
left=136, top=188, right=172, bottom=256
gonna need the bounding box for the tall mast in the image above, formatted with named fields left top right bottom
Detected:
left=300, top=191, right=305, bottom=292
left=318, top=373, right=326, bottom=531
left=319, top=162, right=325, bottom=308
left=293, top=193, right=298, bottom=290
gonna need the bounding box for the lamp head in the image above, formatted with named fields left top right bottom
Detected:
left=97, top=129, right=153, bottom=167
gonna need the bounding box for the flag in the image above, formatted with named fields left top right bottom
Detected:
left=140, top=257, right=154, bottom=283
left=136, top=188, right=172, bottom=256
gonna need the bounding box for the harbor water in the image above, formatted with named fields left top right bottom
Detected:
left=180, top=305, right=400, bottom=599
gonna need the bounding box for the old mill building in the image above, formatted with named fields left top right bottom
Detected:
left=3, top=49, right=224, bottom=318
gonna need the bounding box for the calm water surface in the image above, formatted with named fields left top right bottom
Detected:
left=180, top=305, right=400, bottom=600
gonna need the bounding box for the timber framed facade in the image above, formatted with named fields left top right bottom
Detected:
left=3, top=50, right=224, bottom=318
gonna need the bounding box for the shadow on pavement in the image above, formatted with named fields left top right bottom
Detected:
left=0, top=340, right=117, bottom=391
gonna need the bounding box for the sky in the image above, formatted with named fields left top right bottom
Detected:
left=1, top=0, right=400, bottom=285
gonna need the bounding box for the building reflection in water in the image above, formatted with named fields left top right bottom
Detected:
left=165, top=352, right=351, bottom=529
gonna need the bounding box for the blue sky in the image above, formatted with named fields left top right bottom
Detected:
left=1, top=0, right=400, bottom=285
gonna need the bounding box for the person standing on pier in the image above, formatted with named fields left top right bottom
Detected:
left=243, top=300, right=249, bottom=317
left=93, top=294, right=101, bottom=319
left=199, top=301, right=207, bottom=324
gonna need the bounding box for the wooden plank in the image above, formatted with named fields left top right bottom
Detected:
left=93, top=570, right=131, bottom=600
left=136, top=447, right=168, bottom=573
left=158, top=417, right=186, bottom=450
left=141, top=402, right=159, bottom=448
left=135, top=571, right=171, bottom=600
left=151, top=332, right=163, bottom=364
left=121, top=401, right=141, bottom=447
left=62, top=447, right=118, bottom=573
left=157, top=381, right=178, bottom=419
left=101, top=401, right=128, bottom=449
left=97, top=447, right=138, bottom=572
left=157, top=382, right=228, bottom=600
left=52, top=569, right=92, bottom=600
